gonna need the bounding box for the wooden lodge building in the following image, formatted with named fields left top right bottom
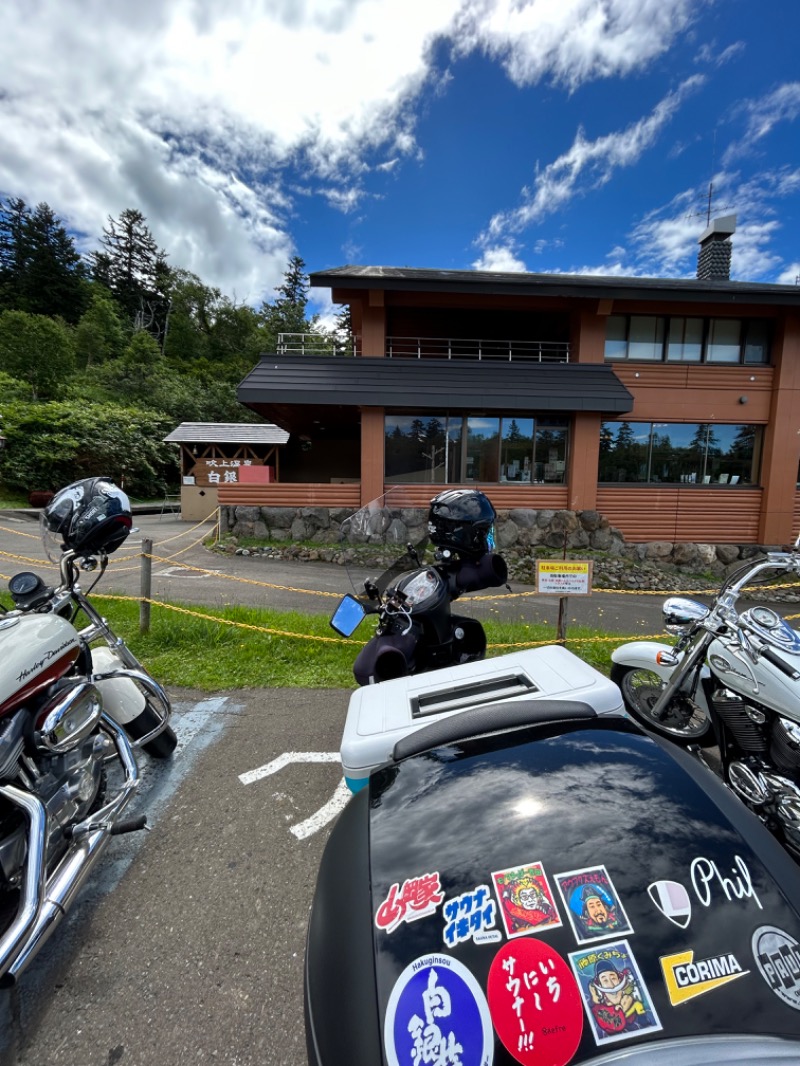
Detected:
left=231, top=218, right=800, bottom=545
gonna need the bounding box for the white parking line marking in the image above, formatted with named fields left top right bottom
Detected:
left=290, top=778, right=351, bottom=840
left=238, top=751, right=340, bottom=785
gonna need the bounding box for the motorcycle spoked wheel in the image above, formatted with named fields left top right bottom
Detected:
left=125, top=700, right=178, bottom=759
left=610, top=665, right=712, bottom=744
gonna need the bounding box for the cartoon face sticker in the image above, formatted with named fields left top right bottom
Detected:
left=555, top=866, right=633, bottom=944
left=492, top=861, right=562, bottom=939
left=569, top=940, right=662, bottom=1046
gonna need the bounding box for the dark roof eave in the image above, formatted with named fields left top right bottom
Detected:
left=309, top=265, right=800, bottom=306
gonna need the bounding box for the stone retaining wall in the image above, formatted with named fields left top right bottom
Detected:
left=219, top=504, right=785, bottom=591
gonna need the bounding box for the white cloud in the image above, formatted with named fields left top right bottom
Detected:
left=695, top=40, right=746, bottom=67
left=472, top=245, right=528, bottom=272
left=0, top=0, right=716, bottom=299
left=723, top=82, right=800, bottom=163
left=478, top=76, right=704, bottom=245
left=777, top=263, right=800, bottom=285
left=452, top=0, right=707, bottom=90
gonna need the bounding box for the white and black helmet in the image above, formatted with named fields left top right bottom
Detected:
left=41, top=477, right=132, bottom=557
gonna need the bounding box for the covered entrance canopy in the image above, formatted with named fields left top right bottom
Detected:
left=237, top=354, right=633, bottom=434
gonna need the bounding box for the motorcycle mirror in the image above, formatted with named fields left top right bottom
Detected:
left=330, top=594, right=367, bottom=638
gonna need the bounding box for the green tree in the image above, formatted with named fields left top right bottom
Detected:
left=0, top=310, right=75, bottom=399
left=260, top=255, right=317, bottom=346
left=0, top=199, right=86, bottom=321
left=90, top=209, right=169, bottom=339
left=75, top=290, right=127, bottom=367
left=0, top=400, right=176, bottom=496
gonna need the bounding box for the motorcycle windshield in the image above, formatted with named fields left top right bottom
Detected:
left=338, top=487, right=432, bottom=600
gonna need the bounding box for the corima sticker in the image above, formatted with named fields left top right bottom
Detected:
left=384, top=953, right=493, bottom=1066
left=660, top=949, right=748, bottom=1005
left=752, top=925, right=800, bottom=1010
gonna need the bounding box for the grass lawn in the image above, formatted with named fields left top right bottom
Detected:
left=88, top=595, right=618, bottom=691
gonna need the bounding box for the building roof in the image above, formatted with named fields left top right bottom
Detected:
left=237, top=355, right=633, bottom=431
left=163, top=422, right=289, bottom=444
left=309, top=264, right=800, bottom=306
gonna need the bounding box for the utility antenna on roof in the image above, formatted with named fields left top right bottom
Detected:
left=685, top=130, right=734, bottom=224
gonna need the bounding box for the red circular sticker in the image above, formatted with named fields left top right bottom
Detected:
left=487, top=938, right=583, bottom=1066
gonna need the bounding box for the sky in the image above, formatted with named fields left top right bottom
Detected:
left=2, top=0, right=799, bottom=324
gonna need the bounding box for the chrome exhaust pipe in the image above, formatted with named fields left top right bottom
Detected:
left=0, top=715, right=139, bottom=986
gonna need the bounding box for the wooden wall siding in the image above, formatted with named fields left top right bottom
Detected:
left=380, top=484, right=571, bottom=510
left=217, top=483, right=361, bottom=508
left=597, top=487, right=762, bottom=543
left=611, top=364, right=774, bottom=423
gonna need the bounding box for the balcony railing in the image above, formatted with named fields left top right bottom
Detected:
left=384, top=336, right=570, bottom=362
left=277, top=332, right=352, bottom=356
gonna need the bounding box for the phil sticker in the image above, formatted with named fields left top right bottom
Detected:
left=554, top=866, right=633, bottom=944
left=648, top=880, right=692, bottom=929
left=569, top=940, right=662, bottom=1046
left=660, top=948, right=748, bottom=1005
left=487, top=938, right=583, bottom=1066
left=384, top=953, right=494, bottom=1066
left=375, top=871, right=444, bottom=934
left=752, top=925, right=800, bottom=1010
left=492, top=861, right=562, bottom=939
left=443, top=885, right=500, bottom=947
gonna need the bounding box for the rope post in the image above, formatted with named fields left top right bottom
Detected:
left=140, top=537, right=152, bottom=635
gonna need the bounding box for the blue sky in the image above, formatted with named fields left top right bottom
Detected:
left=2, top=1, right=798, bottom=324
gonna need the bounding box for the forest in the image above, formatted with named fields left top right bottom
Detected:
left=0, top=199, right=345, bottom=500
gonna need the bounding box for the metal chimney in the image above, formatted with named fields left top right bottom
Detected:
left=697, top=214, right=736, bottom=280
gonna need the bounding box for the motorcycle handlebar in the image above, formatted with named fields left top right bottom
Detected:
left=759, top=645, right=800, bottom=681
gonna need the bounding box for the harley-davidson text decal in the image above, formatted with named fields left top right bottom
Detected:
left=554, top=865, right=633, bottom=945
left=660, top=948, right=748, bottom=1005
left=492, top=861, right=562, bottom=939
left=375, top=871, right=444, bottom=934
left=647, top=880, right=692, bottom=928
left=487, top=938, right=583, bottom=1066
left=569, top=940, right=662, bottom=1046
left=16, top=637, right=77, bottom=682
left=443, top=884, right=500, bottom=947
left=752, top=925, right=800, bottom=1010
left=384, top=953, right=493, bottom=1066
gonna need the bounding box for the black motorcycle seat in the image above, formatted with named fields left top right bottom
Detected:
left=391, top=698, right=597, bottom=762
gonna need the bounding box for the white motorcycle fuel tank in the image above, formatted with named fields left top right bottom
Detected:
left=0, top=614, right=81, bottom=715
left=708, top=608, right=800, bottom=720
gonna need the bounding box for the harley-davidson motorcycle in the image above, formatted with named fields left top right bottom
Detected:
left=611, top=539, right=800, bottom=860
left=330, top=488, right=508, bottom=685
left=0, top=477, right=176, bottom=986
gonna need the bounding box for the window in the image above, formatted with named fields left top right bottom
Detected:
left=385, top=413, right=570, bottom=484
left=666, top=317, right=704, bottom=362
left=598, top=421, right=760, bottom=485
left=605, top=315, right=770, bottom=364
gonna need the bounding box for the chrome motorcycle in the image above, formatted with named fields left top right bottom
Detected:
left=611, top=539, right=800, bottom=858
left=0, top=480, right=175, bottom=985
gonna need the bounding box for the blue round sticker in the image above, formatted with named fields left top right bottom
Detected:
left=384, top=953, right=493, bottom=1066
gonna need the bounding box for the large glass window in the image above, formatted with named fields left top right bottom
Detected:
left=605, top=315, right=770, bottom=364
left=599, top=421, right=760, bottom=485
left=385, top=413, right=569, bottom=484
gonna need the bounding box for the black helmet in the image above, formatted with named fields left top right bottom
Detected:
left=427, top=489, right=496, bottom=559
left=41, top=477, right=132, bottom=557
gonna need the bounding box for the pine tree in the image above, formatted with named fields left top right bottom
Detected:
left=91, top=209, right=169, bottom=339
left=260, top=255, right=315, bottom=345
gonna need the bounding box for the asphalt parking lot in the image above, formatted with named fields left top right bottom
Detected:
left=0, top=509, right=796, bottom=1065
